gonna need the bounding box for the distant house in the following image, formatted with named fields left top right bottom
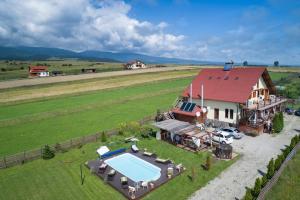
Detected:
left=28, top=66, right=49, bottom=77
left=124, top=60, right=146, bottom=70
left=81, top=68, right=96, bottom=73
left=172, top=63, right=286, bottom=135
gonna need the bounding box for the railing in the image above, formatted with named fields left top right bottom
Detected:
left=247, top=96, right=286, bottom=110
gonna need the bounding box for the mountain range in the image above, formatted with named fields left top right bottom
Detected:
left=0, top=46, right=221, bottom=65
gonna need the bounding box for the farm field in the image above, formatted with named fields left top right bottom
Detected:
left=0, top=135, right=237, bottom=200
left=0, top=68, right=199, bottom=103
left=265, top=150, right=300, bottom=200
left=0, top=77, right=194, bottom=156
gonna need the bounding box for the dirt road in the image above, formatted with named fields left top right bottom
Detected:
left=0, top=66, right=197, bottom=89
left=189, top=115, right=300, bottom=200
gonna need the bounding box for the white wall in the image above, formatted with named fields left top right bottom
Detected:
left=250, top=76, right=268, bottom=101
left=193, top=99, right=239, bottom=124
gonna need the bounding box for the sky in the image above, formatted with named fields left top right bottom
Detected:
left=0, top=0, right=299, bottom=64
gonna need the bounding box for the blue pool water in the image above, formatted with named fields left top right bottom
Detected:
left=104, top=153, right=161, bottom=182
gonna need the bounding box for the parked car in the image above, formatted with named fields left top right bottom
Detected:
left=295, top=109, right=300, bottom=116
left=212, top=130, right=233, bottom=144
left=220, top=128, right=243, bottom=139
left=285, top=107, right=294, bottom=115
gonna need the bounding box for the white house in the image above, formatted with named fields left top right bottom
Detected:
left=172, top=65, right=286, bottom=134
left=124, top=60, right=146, bottom=70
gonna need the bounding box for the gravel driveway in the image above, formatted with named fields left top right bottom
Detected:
left=189, top=114, right=300, bottom=200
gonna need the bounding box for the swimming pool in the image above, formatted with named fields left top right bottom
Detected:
left=104, top=153, right=161, bottom=182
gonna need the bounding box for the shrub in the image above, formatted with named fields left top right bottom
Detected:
left=283, top=146, right=291, bottom=158
left=290, top=136, right=297, bottom=149
left=206, top=154, right=212, bottom=171
left=272, top=113, right=283, bottom=133
left=261, top=174, right=268, bottom=187
left=42, top=145, right=55, bottom=160
left=252, top=178, right=261, bottom=197
left=274, top=155, right=282, bottom=171
left=101, top=131, right=107, bottom=142
left=267, top=158, right=275, bottom=179
left=244, top=188, right=253, bottom=200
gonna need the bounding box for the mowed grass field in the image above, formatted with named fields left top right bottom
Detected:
left=0, top=60, right=124, bottom=81
left=0, top=135, right=237, bottom=200
left=0, top=75, right=195, bottom=156
left=265, top=150, right=300, bottom=200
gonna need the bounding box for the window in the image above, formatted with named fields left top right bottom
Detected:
left=230, top=109, right=234, bottom=119
left=253, top=91, right=257, bottom=98
left=214, top=108, right=219, bottom=120
left=225, top=109, right=229, bottom=118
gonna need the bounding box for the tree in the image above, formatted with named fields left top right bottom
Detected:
left=206, top=154, right=212, bottom=170
left=274, top=155, right=282, bottom=171
left=252, top=178, right=262, bottom=197
left=243, top=61, right=248, bottom=66
left=101, top=131, right=107, bottom=142
left=274, top=61, right=279, bottom=66
left=267, top=158, right=275, bottom=179
left=42, top=145, right=55, bottom=160
left=261, top=174, right=268, bottom=187
left=272, top=113, right=283, bottom=133
left=244, top=188, right=253, bottom=200
left=191, top=166, right=196, bottom=182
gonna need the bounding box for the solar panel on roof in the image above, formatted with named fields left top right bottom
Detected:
left=180, top=102, right=187, bottom=110
left=188, top=103, right=196, bottom=112
left=183, top=102, right=191, bottom=111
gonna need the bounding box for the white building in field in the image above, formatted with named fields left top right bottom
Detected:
left=124, top=60, right=146, bottom=70
left=171, top=64, right=286, bottom=134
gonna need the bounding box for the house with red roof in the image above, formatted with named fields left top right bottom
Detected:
left=172, top=64, right=286, bottom=134
left=28, top=66, right=49, bottom=77
left=124, top=60, right=146, bottom=70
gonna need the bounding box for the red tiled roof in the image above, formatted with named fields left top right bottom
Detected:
left=172, top=105, right=202, bottom=117
left=182, top=67, right=268, bottom=104
left=29, top=66, right=48, bottom=73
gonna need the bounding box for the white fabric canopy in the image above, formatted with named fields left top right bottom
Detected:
left=96, top=146, right=110, bottom=156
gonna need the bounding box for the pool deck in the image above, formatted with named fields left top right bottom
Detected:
left=86, top=150, right=183, bottom=199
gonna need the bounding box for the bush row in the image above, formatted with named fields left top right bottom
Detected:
left=244, top=134, right=300, bottom=200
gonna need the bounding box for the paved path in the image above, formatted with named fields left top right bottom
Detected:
left=189, top=115, right=300, bottom=200
left=0, top=66, right=197, bottom=89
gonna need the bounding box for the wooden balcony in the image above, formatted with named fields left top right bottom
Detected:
left=245, top=96, right=287, bottom=111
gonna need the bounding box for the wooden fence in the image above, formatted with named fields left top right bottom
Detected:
left=0, top=115, right=155, bottom=169
left=257, top=142, right=300, bottom=200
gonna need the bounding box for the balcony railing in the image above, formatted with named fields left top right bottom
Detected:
left=246, top=96, right=286, bottom=110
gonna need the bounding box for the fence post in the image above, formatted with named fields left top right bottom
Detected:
left=23, top=151, right=26, bottom=164
left=70, top=139, right=73, bottom=147
left=3, top=156, right=6, bottom=168
left=40, top=146, right=43, bottom=158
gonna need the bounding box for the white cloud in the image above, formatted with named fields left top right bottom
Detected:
left=0, top=0, right=184, bottom=55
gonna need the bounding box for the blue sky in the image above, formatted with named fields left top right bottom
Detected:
left=0, top=0, right=299, bottom=64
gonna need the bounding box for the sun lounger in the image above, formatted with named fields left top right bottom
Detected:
left=155, top=158, right=170, bottom=164
left=143, top=151, right=153, bottom=157
left=124, top=136, right=134, bottom=143
left=131, top=144, right=139, bottom=153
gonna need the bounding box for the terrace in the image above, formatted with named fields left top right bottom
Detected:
left=86, top=148, right=184, bottom=200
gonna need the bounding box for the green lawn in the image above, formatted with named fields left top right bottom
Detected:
left=0, top=136, right=237, bottom=200
left=265, top=150, right=300, bottom=200
left=0, top=78, right=192, bottom=156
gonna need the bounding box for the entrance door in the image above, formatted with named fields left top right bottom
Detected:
left=214, top=108, right=219, bottom=120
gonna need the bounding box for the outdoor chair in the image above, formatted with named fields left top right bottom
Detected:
left=175, top=163, right=183, bottom=172
left=131, top=144, right=139, bottom=153
left=98, top=163, right=108, bottom=173
left=107, top=169, right=116, bottom=180
left=120, top=177, right=128, bottom=189
left=167, top=167, right=174, bottom=178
